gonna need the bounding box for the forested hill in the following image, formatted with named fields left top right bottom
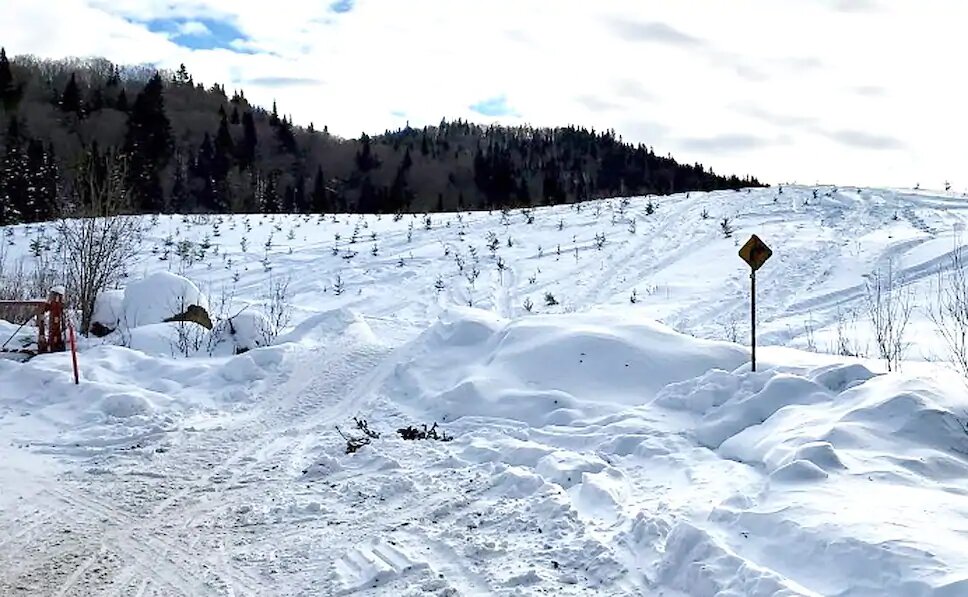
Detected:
left=0, top=48, right=765, bottom=223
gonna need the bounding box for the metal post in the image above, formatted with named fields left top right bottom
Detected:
left=751, top=270, right=756, bottom=372
left=69, top=324, right=79, bottom=385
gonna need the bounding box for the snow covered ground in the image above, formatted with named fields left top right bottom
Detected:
left=1, top=185, right=968, bottom=596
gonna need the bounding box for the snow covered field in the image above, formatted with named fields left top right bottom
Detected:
left=1, top=185, right=968, bottom=596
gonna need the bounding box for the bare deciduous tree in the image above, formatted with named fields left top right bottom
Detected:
left=929, top=242, right=968, bottom=380
left=58, top=149, right=142, bottom=335
left=865, top=263, right=912, bottom=372
left=263, top=274, right=292, bottom=344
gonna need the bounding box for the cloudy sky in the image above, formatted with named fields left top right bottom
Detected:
left=3, top=0, right=965, bottom=189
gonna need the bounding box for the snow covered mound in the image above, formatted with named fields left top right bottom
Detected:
left=91, top=289, right=124, bottom=335
left=391, top=307, right=748, bottom=425
left=210, top=310, right=273, bottom=354
left=381, top=307, right=968, bottom=595
left=119, top=271, right=210, bottom=330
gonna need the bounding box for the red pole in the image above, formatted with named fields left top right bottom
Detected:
left=68, top=323, right=79, bottom=385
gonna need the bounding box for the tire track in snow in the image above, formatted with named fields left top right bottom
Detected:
left=41, top=483, right=266, bottom=596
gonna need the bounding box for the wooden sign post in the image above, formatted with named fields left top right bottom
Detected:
left=738, top=235, right=773, bottom=371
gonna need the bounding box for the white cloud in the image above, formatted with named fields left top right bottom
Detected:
left=1, top=0, right=966, bottom=189
left=177, top=20, right=211, bottom=36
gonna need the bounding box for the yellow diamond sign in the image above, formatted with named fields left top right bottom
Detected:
left=739, top=235, right=772, bottom=271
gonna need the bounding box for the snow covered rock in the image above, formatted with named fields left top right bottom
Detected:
left=90, top=289, right=124, bottom=336
left=120, top=272, right=210, bottom=330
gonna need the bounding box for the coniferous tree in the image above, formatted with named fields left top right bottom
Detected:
left=24, top=139, right=58, bottom=221
left=282, top=183, right=295, bottom=212
left=262, top=171, right=279, bottom=213
left=214, top=111, right=234, bottom=170
left=275, top=117, right=296, bottom=154
left=88, top=87, right=105, bottom=112
left=356, top=133, right=378, bottom=172
left=124, top=73, right=173, bottom=211
left=239, top=111, right=257, bottom=169
left=269, top=100, right=279, bottom=126
left=311, top=165, right=330, bottom=213
left=230, top=105, right=240, bottom=125
left=0, top=47, right=23, bottom=112
left=0, top=118, right=27, bottom=224
left=192, top=132, right=216, bottom=211
left=171, top=149, right=191, bottom=212
left=292, top=169, right=308, bottom=212
left=174, top=63, right=190, bottom=86
left=388, top=148, right=413, bottom=212
left=60, top=73, right=82, bottom=114
left=115, top=88, right=129, bottom=112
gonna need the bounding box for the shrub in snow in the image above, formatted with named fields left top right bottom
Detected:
left=397, top=422, right=452, bottom=442
left=120, top=272, right=211, bottom=331
left=210, top=310, right=273, bottom=354
left=336, top=418, right=379, bottom=454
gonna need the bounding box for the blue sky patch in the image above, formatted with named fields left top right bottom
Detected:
left=330, top=0, right=355, bottom=14
left=144, top=17, right=252, bottom=52
left=470, top=95, right=518, bottom=117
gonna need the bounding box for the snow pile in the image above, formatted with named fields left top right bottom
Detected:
left=0, top=341, right=284, bottom=447
left=210, top=310, right=273, bottom=354
left=390, top=306, right=748, bottom=425
left=0, top=319, right=37, bottom=354
left=91, top=289, right=124, bottom=334
left=119, top=271, right=209, bottom=330
left=379, top=307, right=968, bottom=595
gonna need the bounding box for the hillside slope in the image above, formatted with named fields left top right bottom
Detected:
left=0, top=50, right=762, bottom=222
left=1, top=185, right=967, bottom=596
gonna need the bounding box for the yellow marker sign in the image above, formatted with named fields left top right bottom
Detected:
left=739, top=234, right=772, bottom=372
left=739, top=234, right=772, bottom=271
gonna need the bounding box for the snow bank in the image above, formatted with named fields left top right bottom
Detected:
left=0, top=341, right=282, bottom=447
left=655, top=361, right=968, bottom=484
left=120, top=272, right=209, bottom=329
left=390, top=307, right=748, bottom=425
left=658, top=522, right=818, bottom=596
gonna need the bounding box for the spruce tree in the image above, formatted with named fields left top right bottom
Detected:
left=124, top=73, right=173, bottom=211
left=270, top=100, right=279, bottom=126
left=0, top=118, right=27, bottom=224
left=311, top=165, right=330, bottom=213
left=282, top=183, right=294, bottom=212
left=170, top=150, right=191, bottom=212
left=115, top=88, right=129, bottom=112
left=295, top=170, right=309, bottom=212
left=240, top=111, right=257, bottom=169
left=175, top=63, right=190, bottom=86
left=262, top=171, right=279, bottom=213
left=193, top=133, right=216, bottom=211
left=60, top=73, right=82, bottom=114
left=356, top=133, right=377, bottom=172
left=0, top=48, right=13, bottom=97
left=88, top=87, right=105, bottom=112
left=0, top=48, right=22, bottom=112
